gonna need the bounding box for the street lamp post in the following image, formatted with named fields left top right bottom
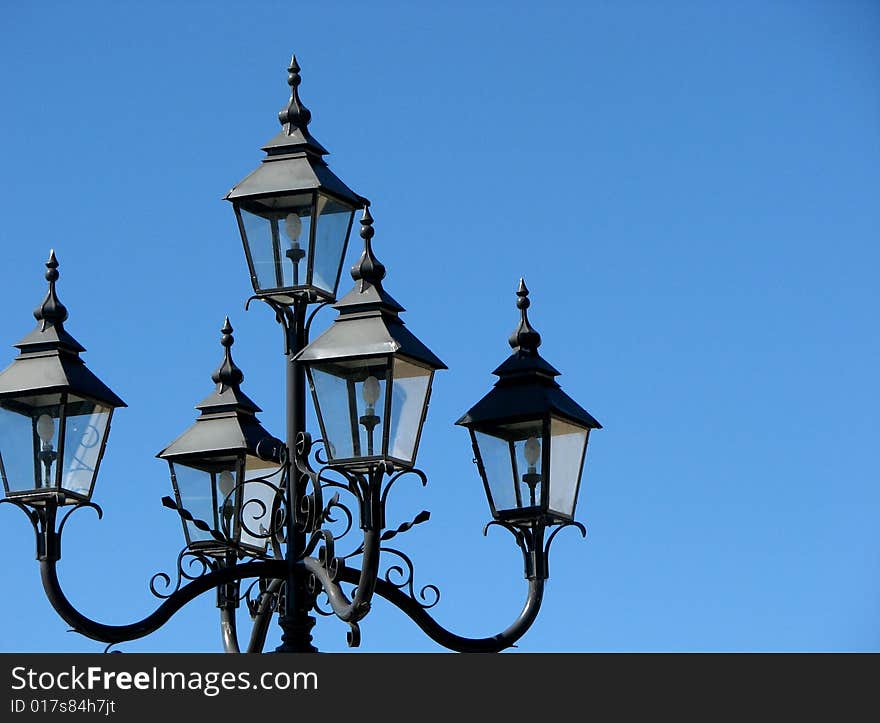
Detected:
left=0, top=55, right=601, bottom=653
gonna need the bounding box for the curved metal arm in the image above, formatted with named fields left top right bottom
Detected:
left=336, top=562, right=545, bottom=653
left=302, top=527, right=381, bottom=624
left=40, top=558, right=287, bottom=645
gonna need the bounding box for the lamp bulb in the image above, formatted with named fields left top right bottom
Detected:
left=36, top=414, right=55, bottom=445
left=218, top=470, right=235, bottom=498
left=524, top=436, right=541, bottom=467
left=362, top=375, right=381, bottom=407
left=284, top=213, right=302, bottom=243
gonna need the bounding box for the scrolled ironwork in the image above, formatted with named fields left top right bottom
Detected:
left=57, top=501, right=104, bottom=538
left=304, top=300, right=332, bottom=341
left=234, top=473, right=286, bottom=544
left=483, top=519, right=530, bottom=558
left=346, top=622, right=361, bottom=648
left=380, top=467, right=428, bottom=511
left=312, top=589, right=335, bottom=618
left=149, top=548, right=218, bottom=599
left=303, top=491, right=356, bottom=557
left=380, top=546, right=441, bottom=610
left=545, top=520, right=587, bottom=556
left=316, top=530, right=340, bottom=582
left=0, top=498, right=40, bottom=535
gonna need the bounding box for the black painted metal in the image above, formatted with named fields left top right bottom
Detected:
left=40, top=555, right=286, bottom=645
left=351, top=566, right=545, bottom=654
left=275, top=298, right=318, bottom=653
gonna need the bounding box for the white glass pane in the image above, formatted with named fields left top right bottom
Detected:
left=549, top=418, right=588, bottom=517
left=240, top=194, right=313, bottom=291
left=310, top=360, right=388, bottom=461
left=474, top=431, right=517, bottom=513
left=60, top=399, right=110, bottom=498
left=173, top=464, right=221, bottom=544
left=0, top=405, right=41, bottom=493
left=388, top=358, right=432, bottom=464
left=311, top=367, right=356, bottom=460
left=311, top=196, right=353, bottom=294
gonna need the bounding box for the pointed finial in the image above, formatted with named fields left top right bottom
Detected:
left=33, top=250, right=69, bottom=330
left=350, top=205, right=387, bottom=290
left=212, top=317, right=245, bottom=391
left=508, top=278, right=542, bottom=353
left=278, top=53, right=312, bottom=134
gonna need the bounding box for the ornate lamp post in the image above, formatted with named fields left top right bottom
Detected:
left=0, top=55, right=601, bottom=653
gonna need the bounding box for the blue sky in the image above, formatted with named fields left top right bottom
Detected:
left=0, top=1, right=878, bottom=652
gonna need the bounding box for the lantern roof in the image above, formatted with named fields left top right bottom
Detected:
left=0, top=251, right=125, bottom=408
left=224, top=55, right=365, bottom=209
left=158, top=319, right=275, bottom=461
left=456, top=280, right=601, bottom=430
left=295, top=207, right=446, bottom=370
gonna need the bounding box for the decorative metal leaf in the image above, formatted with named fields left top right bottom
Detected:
left=160, top=495, right=225, bottom=542
left=380, top=510, right=430, bottom=541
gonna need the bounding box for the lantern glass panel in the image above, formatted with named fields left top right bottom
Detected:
left=474, top=419, right=545, bottom=518
left=0, top=395, right=60, bottom=494
left=238, top=193, right=314, bottom=294
left=311, top=194, right=355, bottom=296
left=59, top=396, right=111, bottom=499
left=309, top=358, right=390, bottom=462
left=473, top=430, right=517, bottom=513
left=548, top=417, right=589, bottom=518
left=387, top=358, right=433, bottom=465
left=172, top=460, right=238, bottom=545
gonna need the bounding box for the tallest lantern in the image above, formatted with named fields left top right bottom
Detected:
left=225, top=55, right=366, bottom=305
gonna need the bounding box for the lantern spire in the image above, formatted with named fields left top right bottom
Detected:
left=33, top=250, right=69, bottom=332
left=508, top=279, right=542, bottom=355
left=211, top=317, right=245, bottom=393
left=350, top=205, right=387, bottom=291
left=0, top=251, right=125, bottom=411
left=278, top=54, right=313, bottom=136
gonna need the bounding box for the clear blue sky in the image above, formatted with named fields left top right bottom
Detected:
left=0, top=0, right=878, bottom=653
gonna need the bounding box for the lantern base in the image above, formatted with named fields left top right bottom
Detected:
left=3, top=488, right=89, bottom=508
left=494, top=506, right=574, bottom=527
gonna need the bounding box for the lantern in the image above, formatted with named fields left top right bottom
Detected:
left=225, top=56, right=365, bottom=304
left=0, top=253, right=125, bottom=505
left=457, top=281, right=601, bottom=524
left=158, top=319, right=282, bottom=556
